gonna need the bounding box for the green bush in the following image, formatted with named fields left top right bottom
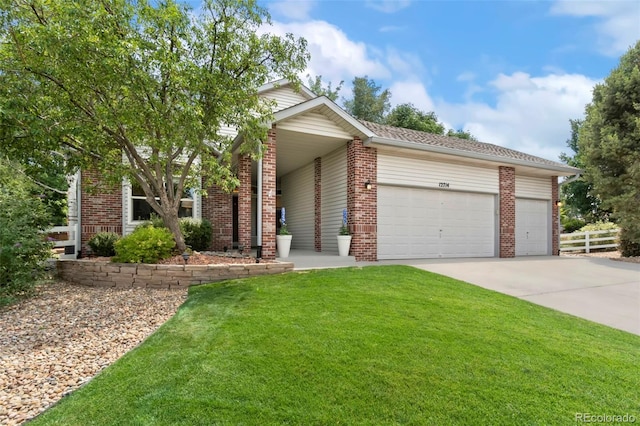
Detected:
left=88, top=232, right=120, bottom=257
left=561, top=218, right=586, bottom=233
left=180, top=218, right=212, bottom=251
left=142, top=216, right=212, bottom=251
left=0, top=161, right=53, bottom=304
left=619, top=227, right=640, bottom=257
left=112, top=226, right=175, bottom=263
left=579, top=221, right=619, bottom=232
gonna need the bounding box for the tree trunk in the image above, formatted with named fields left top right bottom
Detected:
left=162, top=210, right=187, bottom=253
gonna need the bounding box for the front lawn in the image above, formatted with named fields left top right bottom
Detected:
left=32, top=266, right=640, bottom=425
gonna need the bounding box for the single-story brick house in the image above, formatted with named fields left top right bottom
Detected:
left=67, top=79, right=579, bottom=261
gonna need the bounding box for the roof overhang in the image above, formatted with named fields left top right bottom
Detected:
left=258, top=78, right=316, bottom=99
left=364, top=136, right=581, bottom=176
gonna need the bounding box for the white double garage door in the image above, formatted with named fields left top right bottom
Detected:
left=378, top=186, right=550, bottom=259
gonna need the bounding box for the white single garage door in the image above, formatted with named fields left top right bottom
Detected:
left=378, top=186, right=496, bottom=259
left=516, top=198, right=549, bottom=256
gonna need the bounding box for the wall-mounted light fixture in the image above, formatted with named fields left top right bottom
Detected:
left=555, top=200, right=563, bottom=207
left=365, top=181, right=372, bottom=190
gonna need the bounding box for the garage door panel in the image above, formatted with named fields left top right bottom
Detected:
left=378, top=186, right=495, bottom=259
left=516, top=199, right=549, bottom=256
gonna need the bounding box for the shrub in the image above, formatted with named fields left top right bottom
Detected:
left=180, top=218, right=212, bottom=251
left=112, top=226, right=175, bottom=263
left=619, top=227, right=640, bottom=257
left=0, top=161, right=53, bottom=304
left=561, top=218, right=586, bottom=233
left=578, top=221, right=619, bottom=232
left=88, top=232, right=120, bottom=257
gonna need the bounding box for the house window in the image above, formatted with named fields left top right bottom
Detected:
left=131, top=181, right=194, bottom=221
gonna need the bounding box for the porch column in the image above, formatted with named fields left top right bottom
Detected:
left=261, top=125, right=277, bottom=259
left=552, top=175, right=559, bottom=256
left=238, top=154, right=252, bottom=251
left=347, top=136, right=377, bottom=261
left=314, top=157, right=322, bottom=252
left=499, top=166, right=516, bottom=258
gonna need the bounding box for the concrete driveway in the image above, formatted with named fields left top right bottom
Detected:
left=385, top=256, right=640, bottom=336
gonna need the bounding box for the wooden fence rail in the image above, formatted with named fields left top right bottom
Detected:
left=560, top=228, right=620, bottom=253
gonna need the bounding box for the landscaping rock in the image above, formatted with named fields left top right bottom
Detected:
left=0, top=281, right=187, bottom=425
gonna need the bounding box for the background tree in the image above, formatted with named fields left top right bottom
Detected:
left=559, top=119, right=605, bottom=223
left=446, top=128, right=478, bottom=141
left=306, top=74, right=343, bottom=102
left=343, top=76, right=391, bottom=123
left=385, top=103, right=445, bottom=134
left=0, top=0, right=308, bottom=252
left=579, top=41, right=640, bottom=256
left=0, top=157, right=53, bottom=304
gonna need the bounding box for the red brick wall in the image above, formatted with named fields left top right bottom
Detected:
left=347, top=137, right=377, bottom=261
left=202, top=183, right=232, bottom=251
left=499, top=166, right=516, bottom=258
left=238, top=154, right=252, bottom=250
left=551, top=176, right=559, bottom=256
left=314, top=157, right=322, bottom=252
left=80, top=169, right=122, bottom=256
left=261, top=125, right=277, bottom=259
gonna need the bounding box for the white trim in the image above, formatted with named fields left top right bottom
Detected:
left=258, top=79, right=316, bottom=99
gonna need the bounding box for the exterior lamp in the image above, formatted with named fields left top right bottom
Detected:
left=182, top=251, right=190, bottom=264
left=555, top=200, right=563, bottom=207
left=365, top=181, right=372, bottom=190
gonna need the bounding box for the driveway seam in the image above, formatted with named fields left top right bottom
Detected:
left=516, top=280, right=639, bottom=297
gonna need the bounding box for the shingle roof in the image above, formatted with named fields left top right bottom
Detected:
left=361, top=120, right=574, bottom=170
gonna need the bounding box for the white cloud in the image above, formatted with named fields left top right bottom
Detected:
left=268, top=1, right=317, bottom=21
left=550, top=0, right=640, bottom=55
left=389, top=80, right=435, bottom=112
left=365, top=0, right=412, bottom=13
left=456, top=72, right=476, bottom=82
left=438, top=72, right=599, bottom=161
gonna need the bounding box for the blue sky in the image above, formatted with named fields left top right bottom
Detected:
left=197, top=0, right=640, bottom=162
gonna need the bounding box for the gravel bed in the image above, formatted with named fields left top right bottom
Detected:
left=0, top=281, right=187, bottom=425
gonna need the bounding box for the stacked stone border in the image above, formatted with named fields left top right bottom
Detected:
left=57, top=260, right=294, bottom=289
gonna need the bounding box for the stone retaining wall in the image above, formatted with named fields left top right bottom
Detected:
left=57, top=260, right=294, bottom=289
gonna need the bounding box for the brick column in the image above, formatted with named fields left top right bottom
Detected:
left=238, top=154, right=252, bottom=251
left=80, top=169, right=123, bottom=256
left=499, top=166, right=516, bottom=258
left=347, top=137, right=377, bottom=261
left=201, top=184, right=232, bottom=251
left=551, top=176, right=559, bottom=256
left=261, top=125, right=277, bottom=260
left=314, top=157, right=322, bottom=252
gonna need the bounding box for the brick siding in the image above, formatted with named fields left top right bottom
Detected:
left=238, top=154, right=252, bottom=250
left=347, top=137, right=377, bottom=261
left=80, top=169, right=122, bottom=256
left=551, top=176, right=559, bottom=256
left=202, top=183, right=232, bottom=251
left=499, top=166, right=516, bottom=258
left=261, top=125, right=277, bottom=259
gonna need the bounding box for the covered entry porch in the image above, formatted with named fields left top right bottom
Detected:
left=232, top=97, right=375, bottom=260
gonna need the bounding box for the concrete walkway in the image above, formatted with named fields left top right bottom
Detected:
left=382, top=256, right=640, bottom=336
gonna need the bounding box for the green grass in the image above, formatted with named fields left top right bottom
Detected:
left=32, top=266, right=640, bottom=425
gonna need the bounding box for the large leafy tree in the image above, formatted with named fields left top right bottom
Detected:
left=306, top=74, right=343, bottom=102
left=579, top=41, right=640, bottom=256
left=343, top=76, right=391, bottom=123
left=559, top=119, right=605, bottom=222
left=0, top=0, right=308, bottom=252
left=385, top=103, right=445, bottom=134
left=446, top=128, right=477, bottom=141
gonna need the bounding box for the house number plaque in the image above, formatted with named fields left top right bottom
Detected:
left=438, top=182, right=450, bottom=188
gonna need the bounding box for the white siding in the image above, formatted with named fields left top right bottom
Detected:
left=281, top=163, right=315, bottom=250
left=278, top=112, right=353, bottom=139
left=378, top=153, right=499, bottom=194
left=321, top=146, right=347, bottom=254
left=515, top=175, right=552, bottom=199
left=262, top=86, right=309, bottom=111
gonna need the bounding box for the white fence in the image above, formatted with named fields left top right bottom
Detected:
left=47, top=224, right=79, bottom=259
left=560, top=228, right=620, bottom=253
